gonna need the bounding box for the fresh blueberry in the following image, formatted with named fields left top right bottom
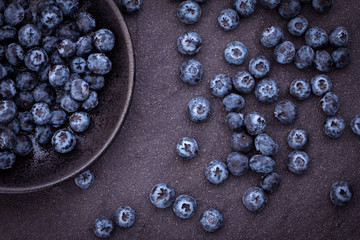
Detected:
left=0, top=26, right=17, bottom=42
left=0, top=63, right=7, bottom=80
left=0, top=118, right=20, bottom=135
left=242, top=186, right=268, bottom=211
left=224, top=41, right=248, bottom=65
left=320, top=92, right=339, bottom=116
left=56, top=0, right=79, bottom=15
left=274, top=100, right=297, bottom=125
left=31, top=103, right=52, bottom=125
left=51, top=50, right=66, bottom=65
left=172, top=195, right=197, bottom=219
left=87, top=53, right=112, bottom=75
left=52, top=129, right=76, bottom=153
left=255, top=79, right=280, bottom=103
left=18, top=24, right=42, bottom=49
left=16, top=72, right=38, bottom=92
left=244, top=112, right=267, bottom=136
left=33, top=83, right=56, bottom=105
left=278, top=0, right=300, bottom=19
left=350, top=115, right=360, bottom=136
left=0, top=128, right=16, bottom=150
left=57, top=39, right=76, bottom=58
left=19, top=111, right=34, bottom=132
left=260, top=26, right=284, bottom=48
left=49, top=65, right=70, bottom=87
left=294, top=45, right=314, bottom=69
left=289, top=79, right=311, bottom=100
left=76, top=12, right=96, bottom=34
left=260, top=172, right=281, bottom=193
left=75, top=169, right=94, bottom=189
left=0, top=100, right=17, bottom=123
left=0, top=151, right=16, bottom=170
left=287, top=151, right=309, bottom=174
left=329, top=27, right=349, bottom=48
left=314, top=50, right=333, bottom=72
left=274, top=41, right=296, bottom=64
left=56, top=21, right=80, bottom=41
left=233, top=0, right=256, bottom=17
left=69, top=112, right=90, bottom=133
left=249, top=56, right=270, bottom=79
left=177, top=1, right=201, bottom=25
left=177, top=31, right=202, bottom=56
left=231, top=132, right=253, bottom=153
left=249, top=155, right=275, bottom=173
left=5, top=43, right=24, bottom=66
left=82, top=91, right=98, bottom=111
left=305, top=27, right=328, bottom=49
left=13, top=134, right=33, bottom=156
left=217, top=9, right=239, bottom=31
left=4, top=3, right=25, bottom=26
left=180, top=59, right=203, bottom=86
left=324, top=116, right=345, bottom=138
left=330, top=181, right=353, bottom=207
left=312, top=0, right=332, bottom=13
left=259, top=0, right=281, bottom=9
left=223, top=93, right=245, bottom=112
left=119, top=0, right=142, bottom=14
left=149, top=183, right=176, bottom=208
left=14, top=92, right=34, bottom=110
left=114, top=206, right=135, bottom=228
left=70, top=79, right=90, bottom=101
left=37, top=64, right=51, bottom=83
left=76, top=35, right=93, bottom=56
left=200, top=209, right=223, bottom=232
left=187, top=97, right=211, bottom=123
left=287, top=128, right=308, bottom=150
left=49, top=109, right=67, bottom=127
left=24, top=48, right=48, bottom=72
left=331, top=48, right=351, bottom=69
left=232, top=71, right=255, bottom=94
left=93, top=29, right=115, bottom=53
left=287, top=15, right=308, bottom=36
left=40, top=5, right=63, bottom=29
left=60, top=94, right=80, bottom=112
left=210, top=74, right=232, bottom=97
left=225, top=112, right=244, bottom=131
left=176, top=137, right=198, bottom=160
left=83, top=73, right=105, bottom=90
left=69, top=57, right=86, bottom=74
left=0, top=79, right=17, bottom=99
left=311, top=74, right=332, bottom=96
left=35, top=125, right=53, bottom=145
left=226, top=152, right=248, bottom=176
left=255, top=134, right=278, bottom=156
left=205, top=160, right=228, bottom=184
left=93, top=216, right=114, bottom=238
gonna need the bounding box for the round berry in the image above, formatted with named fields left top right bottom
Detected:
left=274, top=100, right=297, bottom=125
left=331, top=48, right=351, bottom=69
left=33, top=83, right=56, bottom=105
left=233, top=0, right=256, bottom=17
left=149, top=183, right=176, bottom=209
left=82, top=91, right=98, bottom=111
left=320, top=92, right=339, bottom=116
left=56, top=21, right=80, bottom=41
left=5, top=43, right=24, bottom=66
left=52, top=129, right=76, bottom=153
left=260, top=26, right=284, bottom=48
left=217, top=8, right=239, bottom=31
left=60, top=94, right=80, bottom=113
left=69, top=112, right=90, bottom=133
left=250, top=155, right=275, bottom=173
left=274, top=41, right=295, bottom=64
left=187, top=97, right=211, bottom=123
left=350, top=115, right=360, bottom=136
left=226, top=152, right=249, bottom=176
left=210, top=74, right=232, bottom=98
left=24, top=48, right=48, bottom=72
left=242, top=187, right=268, bottom=212
left=244, top=112, right=267, bottom=136
left=177, top=1, right=201, bottom=25
left=0, top=26, right=17, bottom=42
left=305, top=27, right=328, bottom=49
left=176, top=137, right=198, bottom=160
left=119, top=0, right=142, bottom=14
left=87, top=53, right=112, bottom=75
left=224, top=41, right=248, bottom=65
left=14, top=92, right=34, bottom=110
left=0, top=79, right=16, bottom=99
left=255, top=79, right=280, bottom=103
left=278, top=0, right=300, bottom=19
left=57, top=39, right=76, bottom=58
left=13, top=134, right=33, bottom=156
left=76, top=12, right=96, bottom=34
left=172, top=195, right=197, bottom=219
left=93, top=29, right=115, bottom=53
left=249, top=56, right=270, bottom=79
left=177, top=31, right=202, bottom=55
left=179, top=59, right=203, bottom=86
left=35, top=125, right=53, bottom=145
left=18, top=24, right=42, bottom=48
left=31, top=103, right=52, bottom=125
left=0, top=151, right=16, bottom=170
left=314, top=50, right=333, bottom=72
left=42, top=36, right=59, bottom=54
left=311, top=74, right=332, bottom=96
left=56, top=0, right=79, bottom=15
left=289, top=79, right=311, bottom=100
left=232, top=71, right=255, bottom=94
left=4, top=3, right=25, bottom=26
left=260, top=172, right=281, bottom=193
left=255, top=133, right=278, bottom=156
left=40, top=5, right=63, bottom=29
left=49, top=109, right=67, bottom=127
left=231, top=132, right=253, bottom=153
left=0, top=100, right=17, bottom=123
left=330, top=181, right=353, bottom=207
left=222, top=93, right=245, bottom=112
left=287, top=15, right=308, bottom=36
left=329, top=27, right=349, bottom=48
left=324, top=116, right=345, bottom=138
left=75, top=169, right=94, bottom=189
left=294, top=45, right=314, bottom=69
left=114, top=206, right=135, bottom=228
left=93, top=216, right=113, bottom=239
left=19, top=111, right=34, bottom=132
left=0, top=128, right=16, bottom=150
left=70, top=79, right=90, bottom=101
left=225, top=112, right=244, bottom=132
left=83, top=73, right=105, bottom=90
left=205, top=160, right=228, bottom=185
left=287, top=128, right=308, bottom=150
left=287, top=151, right=309, bottom=175
left=312, top=0, right=332, bottom=13
left=76, top=35, right=93, bottom=56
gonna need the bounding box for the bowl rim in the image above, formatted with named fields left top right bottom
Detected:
left=0, top=0, right=135, bottom=194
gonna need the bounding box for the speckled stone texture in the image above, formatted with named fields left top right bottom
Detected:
left=1, top=0, right=360, bottom=239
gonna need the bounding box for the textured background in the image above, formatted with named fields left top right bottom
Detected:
left=1, top=0, right=360, bottom=239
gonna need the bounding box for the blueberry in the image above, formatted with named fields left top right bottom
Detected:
left=69, top=57, right=86, bottom=74
left=289, top=78, right=311, bottom=100
left=232, top=71, right=254, bottom=94
left=179, top=59, right=203, bottom=86
left=93, top=29, right=115, bottom=53
left=87, top=53, right=112, bottom=75
left=0, top=100, right=17, bottom=123
left=31, top=103, right=52, bottom=125
left=114, top=206, right=135, bottom=228
left=329, top=27, right=349, bottom=48
left=14, top=92, right=34, bottom=110
left=16, top=72, right=37, bottom=92
left=274, top=41, right=296, bottom=64
left=287, top=128, right=308, bottom=150
left=0, top=118, right=20, bottom=134
left=19, top=111, right=34, bottom=132
left=187, top=97, right=211, bottom=123
left=0, top=151, right=16, bottom=170
left=249, top=155, right=275, bottom=174
left=177, top=1, right=201, bottom=25
left=18, top=24, right=42, bottom=49
left=0, top=79, right=17, bottom=99
left=287, top=15, right=308, bottom=36
left=37, top=64, right=50, bottom=83
left=255, top=79, right=280, bottom=103
left=244, top=112, right=267, bottom=136
left=75, top=169, right=94, bottom=189
left=176, top=137, right=198, bottom=160
left=0, top=26, right=17, bottom=42
left=210, top=74, right=232, bottom=97
left=324, top=116, right=345, bottom=138
left=330, top=181, right=354, bottom=207
left=93, top=216, right=114, bottom=238
left=40, top=5, right=63, bottom=29
left=205, top=160, right=228, bottom=184
left=83, top=73, right=105, bottom=90
left=274, top=100, right=297, bottom=125
left=177, top=31, right=202, bottom=56
left=76, top=35, right=93, bottom=56
left=5, top=43, right=24, bottom=66
left=260, top=172, right=281, bottom=193
left=278, top=0, right=300, bottom=19
left=76, top=12, right=96, bottom=34
left=50, top=50, right=66, bottom=65
left=70, top=79, right=90, bottom=101
left=119, top=0, right=142, bottom=14
left=56, top=0, right=79, bottom=15
left=226, top=152, right=249, bottom=176
left=49, top=109, right=67, bottom=127
left=350, top=115, right=360, bottom=136
left=259, top=0, right=281, bottom=9
left=172, top=195, right=197, bottom=219
left=33, top=83, right=56, bottom=105
left=232, top=132, right=253, bottom=153
left=320, top=92, right=339, bottom=116
left=225, top=112, right=244, bottom=131
left=294, top=45, right=314, bottom=69
left=4, top=3, right=25, bottom=26
left=200, top=209, right=223, bottom=233
left=233, top=0, right=256, bottom=17
left=305, top=27, right=328, bottom=49
left=0, top=63, right=7, bottom=80
left=287, top=151, right=309, bottom=174
left=52, top=129, right=76, bottom=153
left=331, top=48, right=351, bottom=69
left=60, top=94, right=80, bottom=112
left=0, top=128, right=16, bottom=150
left=224, top=41, right=248, bottom=65
left=56, top=21, right=80, bottom=41
left=260, top=26, right=284, bottom=48
left=24, top=48, right=48, bottom=72
left=69, top=112, right=90, bottom=133
left=312, top=0, right=332, bottom=13
left=49, top=65, right=70, bottom=87
left=223, top=93, right=245, bottom=112
left=13, top=134, right=33, bottom=156
left=242, top=187, right=268, bottom=212
left=35, top=125, right=53, bottom=145
left=57, top=39, right=76, bottom=58
left=311, top=74, right=332, bottom=96
left=82, top=91, right=98, bottom=111
left=314, top=50, right=333, bottom=72
left=255, top=134, right=278, bottom=156
left=149, top=183, right=176, bottom=208
left=249, top=56, right=270, bottom=79
left=217, top=9, right=239, bottom=31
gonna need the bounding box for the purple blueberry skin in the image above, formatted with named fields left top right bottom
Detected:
left=231, top=132, right=253, bottom=153
left=82, top=91, right=98, bottom=111
left=14, top=92, right=34, bottom=110
left=0, top=79, right=17, bottom=99
left=331, top=48, right=351, bottom=69
left=0, top=128, right=16, bottom=150
left=180, top=59, right=203, bottom=86
left=320, top=92, right=339, bottom=116
left=177, top=0, right=201, bottom=25
left=114, top=206, right=135, bottom=228
left=5, top=43, right=24, bottom=66
left=187, top=97, right=211, bottom=123
left=52, top=129, right=77, bottom=153
left=57, top=39, right=76, bottom=58
left=0, top=151, right=16, bottom=170
left=244, top=112, right=267, bottom=136
left=294, top=45, right=315, bottom=69
left=225, top=112, right=244, bottom=132
left=287, top=128, right=308, bottom=150
left=218, top=8, right=239, bottom=31
left=40, top=5, right=63, bottom=29
left=205, top=160, right=229, bottom=184
left=312, top=0, right=333, bottom=13
left=324, top=116, right=345, bottom=138
left=311, top=74, right=332, bottom=96
left=260, top=0, right=281, bottom=9
left=49, top=65, right=70, bottom=87
left=177, top=31, right=202, bottom=55
left=274, top=41, right=296, bottom=64
left=83, top=73, right=105, bottom=90
left=314, top=50, right=333, bottom=73
left=31, top=103, right=52, bottom=125
left=200, top=209, right=223, bottom=233
left=232, top=71, right=255, bottom=94
left=287, top=15, right=308, bottom=37
left=0, top=26, right=17, bottom=42
left=289, top=79, right=311, bottom=101
left=0, top=63, right=7, bottom=80
left=255, top=79, right=280, bottom=103
left=19, top=111, right=34, bottom=132
left=0, top=118, right=20, bottom=135
left=176, top=137, right=198, bottom=159
left=226, top=152, right=249, bottom=176
left=93, top=29, right=115, bottom=53
left=60, top=94, right=80, bottom=113
left=172, top=195, right=197, bottom=219
left=87, top=53, right=112, bottom=75
left=287, top=151, right=309, bottom=174
left=242, top=187, right=268, bottom=212
left=70, top=79, right=90, bottom=101
left=330, top=181, right=354, bottom=207
left=4, top=3, right=25, bottom=26
left=278, top=0, right=300, bottom=19
left=13, top=134, right=33, bottom=156
left=76, top=35, right=93, bottom=56
left=233, top=0, right=257, bottom=17
left=305, top=27, right=328, bottom=49
left=224, top=41, right=248, bottom=65
left=119, top=0, right=142, bottom=14
left=35, top=125, right=53, bottom=145
left=222, top=93, right=245, bottom=112
left=56, top=0, right=79, bottom=15
left=16, top=72, right=38, bottom=92
left=260, top=172, right=281, bottom=193
left=76, top=12, right=96, bottom=34
left=254, top=133, right=278, bottom=156
left=329, top=27, right=349, bottom=48
left=249, top=56, right=270, bottom=79
left=33, top=83, right=56, bottom=105
left=210, top=74, right=232, bottom=98
left=75, top=169, right=94, bottom=189
left=24, top=48, right=49, bottom=72
left=51, top=50, right=66, bottom=65
left=149, top=183, right=176, bottom=208
left=249, top=155, right=275, bottom=173
left=0, top=100, right=17, bottom=123
left=49, top=110, right=67, bottom=128
left=350, top=115, right=360, bottom=136
left=18, top=24, right=42, bottom=48
left=69, top=112, right=90, bottom=133
left=274, top=100, right=297, bottom=125
left=260, top=26, right=284, bottom=48
left=56, top=21, right=80, bottom=41
left=93, top=216, right=114, bottom=238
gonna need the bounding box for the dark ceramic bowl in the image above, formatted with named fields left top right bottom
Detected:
left=0, top=0, right=135, bottom=193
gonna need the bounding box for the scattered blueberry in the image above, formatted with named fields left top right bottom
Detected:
left=0, top=151, right=16, bottom=170
left=76, top=35, right=93, bottom=56
left=69, top=112, right=90, bottom=133
left=93, top=29, right=115, bottom=53
left=224, top=41, right=248, bottom=65
left=320, top=92, right=339, bottom=116
left=5, top=43, right=24, bottom=66
left=260, top=172, right=281, bottom=193
left=176, top=137, right=198, bottom=160
left=13, top=134, right=33, bottom=156
left=172, top=195, right=197, bottom=219
left=179, top=59, right=203, bottom=85
left=287, top=15, right=308, bottom=37
left=31, top=103, right=52, bottom=125
left=287, top=128, right=308, bottom=150
left=312, top=0, right=332, bottom=13
left=82, top=91, right=98, bottom=111
left=19, top=111, right=34, bottom=132
left=76, top=12, right=96, bottom=34
left=311, top=74, right=332, bottom=96
left=330, top=181, right=354, bottom=207
left=177, top=31, right=202, bottom=56
left=255, top=134, right=278, bottom=156
left=305, top=27, right=328, bottom=49
left=255, top=79, right=280, bottom=103
left=249, top=56, right=270, bottom=79
left=210, top=74, right=232, bottom=97
left=49, top=65, right=70, bottom=87
left=324, top=116, right=345, bottom=138
left=40, top=5, right=63, bottom=29
left=14, top=91, right=34, bottom=110
left=75, top=169, right=94, bottom=189
left=177, top=1, right=201, bottom=25
left=226, top=152, right=249, bottom=176
left=314, top=50, right=333, bottom=72
left=232, top=71, right=255, bottom=94
left=287, top=151, right=309, bottom=175
left=260, top=26, right=284, bottom=48
left=244, top=112, right=267, bottom=136
left=294, top=45, right=314, bottom=69
left=350, top=115, right=360, bottom=136
left=274, top=41, right=296, bottom=64
left=187, top=97, right=211, bottom=123
left=200, top=209, right=223, bottom=233
left=33, top=83, right=56, bottom=105
left=242, top=186, right=268, bottom=212
left=289, top=79, right=311, bottom=100
left=35, top=125, right=53, bottom=145
left=93, top=216, right=114, bottom=238
left=119, top=0, right=142, bottom=14
left=52, top=129, right=76, bottom=153
left=49, top=109, right=67, bottom=127
left=70, top=79, right=90, bottom=101
left=114, top=206, right=136, bottom=228
left=225, top=112, right=244, bottom=132
left=0, top=100, right=17, bottom=123
left=149, top=183, right=176, bottom=208
left=249, top=155, right=275, bottom=173
left=278, top=0, right=301, bottom=19
left=232, top=132, right=253, bottom=153
left=217, top=8, right=239, bottom=31
left=205, top=160, right=228, bottom=184
left=233, top=0, right=256, bottom=17
left=331, top=48, right=351, bottom=69
left=24, top=48, right=48, bottom=72
left=0, top=79, right=17, bottom=99
left=87, top=53, right=112, bottom=75
left=274, top=100, right=297, bottom=125
left=259, top=0, right=281, bottom=9
left=4, top=3, right=25, bottom=27
left=223, top=93, right=245, bottom=112
left=56, top=0, right=79, bottom=15
left=329, top=27, right=349, bottom=48
left=18, top=24, right=42, bottom=49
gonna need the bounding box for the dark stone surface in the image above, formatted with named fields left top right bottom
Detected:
left=0, top=0, right=360, bottom=239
